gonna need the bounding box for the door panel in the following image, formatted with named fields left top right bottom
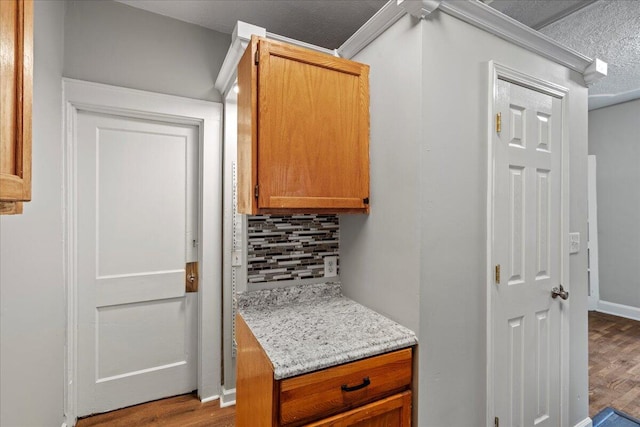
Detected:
left=77, top=111, right=198, bottom=416
left=493, top=79, right=563, bottom=427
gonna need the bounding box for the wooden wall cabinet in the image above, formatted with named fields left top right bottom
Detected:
left=0, top=0, right=33, bottom=215
left=236, top=315, right=412, bottom=426
left=237, top=36, right=370, bottom=215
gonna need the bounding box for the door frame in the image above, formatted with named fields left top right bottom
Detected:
left=485, top=62, right=570, bottom=427
left=62, top=78, right=223, bottom=425
left=587, top=155, right=600, bottom=311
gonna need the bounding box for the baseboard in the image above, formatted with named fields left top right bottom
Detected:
left=574, top=416, right=592, bottom=427
left=220, top=387, right=236, bottom=407
left=597, top=300, right=640, bottom=322
left=200, top=394, right=220, bottom=404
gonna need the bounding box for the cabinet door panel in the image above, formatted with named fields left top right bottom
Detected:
left=257, top=39, right=369, bottom=211
left=0, top=0, right=32, bottom=208
left=305, top=391, right=412, bottom=427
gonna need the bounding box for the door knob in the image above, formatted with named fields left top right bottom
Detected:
left=551, top=284, right=569, bottom=300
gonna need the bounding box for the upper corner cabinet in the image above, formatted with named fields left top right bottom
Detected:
left=237, top=35, right=370, bottom=215
left=0, top=0, right=33, bottom=215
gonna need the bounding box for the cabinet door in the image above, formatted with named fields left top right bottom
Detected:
left=0, top=0, right=32, bottom=213
left=305, top=391, right=412, bottom=427
left=257, top=38, right=369, bottom=212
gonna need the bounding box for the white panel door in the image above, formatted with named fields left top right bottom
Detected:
left=493, top=79, right=564, bottom=427
left=76, top=111, right=199, bottom=416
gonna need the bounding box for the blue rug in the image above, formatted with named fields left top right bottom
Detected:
left=593, top=408, right=640, bottom=427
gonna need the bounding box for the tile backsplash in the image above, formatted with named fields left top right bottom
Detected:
left=247, top=215, right=339, bottom=284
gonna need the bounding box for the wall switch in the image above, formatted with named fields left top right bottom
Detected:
left=231, top=250, right=242, bottom=267
left=569, top=233, right=580, bottom=254
left=324, top=256, right=338, bottom=277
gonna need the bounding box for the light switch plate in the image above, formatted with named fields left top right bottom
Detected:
left=569, top=232, right=580, bottom=254
left=231, top=250, right=242, bottom=267
left=324, top=256, right=338, bottom=277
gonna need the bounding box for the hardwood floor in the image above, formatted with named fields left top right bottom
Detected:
left=76, top=393, right=235, bottom=427
left=589, top=311, right=640, bottom=419
left=76, top=312, right=640, bottom=425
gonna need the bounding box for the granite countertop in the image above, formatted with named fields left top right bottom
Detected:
left=237, top=282, right=417, bottom=380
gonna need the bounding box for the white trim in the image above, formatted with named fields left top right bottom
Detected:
left=220, top=387, right=237, bottom=408
left=597, top=301, right=640, bottom=322
left=62, top=79, right=223, bottom=426
left=265, top=32, right=337, bottom=57
left=200, top=394, right=221, bottom=404
left=589, top=87, right=640, bottom=111
left=583, top=58, right=607, bottom=86
left=574, top=417, right=593, bottom=427
left=587, top=156, right=600, bottom=311
left=214, top=21, right=266, bottom=97
left=398, top=0, right=441, bottom=19
left=338, top=0, right=406, bottom=59
left=486, top=62, right=571, bottom=427
left=215, top=21, right=338, bottom=97
left=338, top=0, right=607, bottom=86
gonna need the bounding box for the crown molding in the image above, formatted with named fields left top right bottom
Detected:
left=338, top=0, right=407, bottom=60
left=589, top=87, right=640, bottom=111
left=337, top=0, right=607, bottom=86
left=214, top=21, right=266, bottom=97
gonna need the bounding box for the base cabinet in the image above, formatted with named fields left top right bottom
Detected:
left=307, top=392, right=412, bottom=427
left=236, top=314, right=413, bottom=427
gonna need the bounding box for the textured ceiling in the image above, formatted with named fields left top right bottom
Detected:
left=538, top=0, right=640, bottom=102
left=487, top=0, right=597, bottom=29
left=116, top=0, right=387, bottom=50
left=116, top=0, right=639, bottom=108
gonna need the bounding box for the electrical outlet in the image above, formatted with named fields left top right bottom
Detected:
left=324, top=256, right=338, bottom=278
left=569, top=232, right=580, bottom=254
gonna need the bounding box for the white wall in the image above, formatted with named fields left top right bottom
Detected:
left=589, top=99, right=640, bottom=309
left=0, top=1, right=66, bottom=426
left=341, top=11, right=590, bottom=427
left=64, top=0, right=230, bottom=102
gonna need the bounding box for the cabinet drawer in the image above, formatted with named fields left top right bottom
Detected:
left=279, top=348, right=412, bottom=426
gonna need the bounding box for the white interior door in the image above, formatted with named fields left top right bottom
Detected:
left=492, top=78, right=565, bottom=427
left=76, top=110, right=199, bottom=416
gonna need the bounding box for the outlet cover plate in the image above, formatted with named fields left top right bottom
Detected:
left=569, top=232, right=580, bottom=254
left=324, top=256, right=338, bottom=277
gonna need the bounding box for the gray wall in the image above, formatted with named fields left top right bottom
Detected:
left=340, top=15, right=422, bottom=335
left=589, top=99, right=640, bottom=308
left=1, top=2, right=232, bottom=425
left=341, top=11, right=591, bottom=427
left=0, top=1, right=66, bottom=426
left=64, top=0, right=230, bottom=102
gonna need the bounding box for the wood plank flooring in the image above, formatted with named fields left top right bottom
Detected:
left=76, top=311, right=640, bottom=425
left=589, top=311, right=640, bottom=419
left=75, top=393, right=235, bottom=427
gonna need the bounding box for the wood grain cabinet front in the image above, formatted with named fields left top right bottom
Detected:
left=236, top=315, right=413, bottom=427
left=0, top=0, right=33, bottom=215
left=237, top=36, right=370, bottom=215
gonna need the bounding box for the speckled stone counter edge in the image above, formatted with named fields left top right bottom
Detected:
left=237, top=282, right=417, bottom=380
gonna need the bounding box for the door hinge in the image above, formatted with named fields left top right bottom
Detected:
left=496, top=113, right=502, bottom=133
left=363, top=197, right=369, bottom=205
left=254, top=184, right=259, bottom=199
left=495, top=264, right=501, bottom=284
left=494, top=416, right=499, bottom=427
left=254, top=50, right=259, bottom=65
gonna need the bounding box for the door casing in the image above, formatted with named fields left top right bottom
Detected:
left=485, top=62, right=570, bottom=427
left=62, top=79, right=223, bottom=425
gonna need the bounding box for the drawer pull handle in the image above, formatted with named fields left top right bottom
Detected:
left=341, top=376, right=370, bottom=392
